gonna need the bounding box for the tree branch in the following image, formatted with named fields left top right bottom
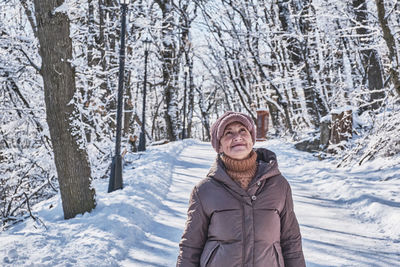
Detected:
left=20, top=48, right=41, bottom=72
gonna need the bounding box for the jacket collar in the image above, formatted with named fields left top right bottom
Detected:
left=207, top=148, right=281, bottom=196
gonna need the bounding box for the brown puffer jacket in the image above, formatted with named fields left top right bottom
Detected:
left=177, top=148, right=305, bottom=267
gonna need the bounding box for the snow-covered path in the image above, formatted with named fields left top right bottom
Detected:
left=1, top=139, right=399, bottom=266
left=126, top=141, right=400, bottom=266
left=124, top=142, right=215, bottom=266
left=275, top=142, right=400, bottom=266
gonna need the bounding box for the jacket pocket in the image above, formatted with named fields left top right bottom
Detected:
left=200, top=242, right=220, bottom=267
left=208, top=209, right=242, bottom=241
left=273, top=242, right=285, bottom=267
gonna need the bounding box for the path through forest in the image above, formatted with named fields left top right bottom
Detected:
left=125, top=141, right=400, bottom=266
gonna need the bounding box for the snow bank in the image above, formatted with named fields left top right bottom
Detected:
left=0, top=139, right=195, bottom=266
left=258, top=139, right=400, bottom=242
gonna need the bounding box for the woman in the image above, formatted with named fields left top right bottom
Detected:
left=177, top=111, right=305, bottom=267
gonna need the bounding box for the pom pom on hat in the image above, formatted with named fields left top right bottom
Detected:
left=210, top=111, right=256, bottom=152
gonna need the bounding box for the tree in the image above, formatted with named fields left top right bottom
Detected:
left=177, top=0, right=196, bottom=138
left=353, top=0, right=385, bottom=110
left=1, top=0, right=57, bottom=227
left=33, top=0, right=96, bottom=219
left=155, top=0, right=180, bottom=141
left=276, top=0, right=327, bottom=127
left=375, top=0, right=400, bottom=96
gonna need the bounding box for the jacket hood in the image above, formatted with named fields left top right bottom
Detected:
left=255, top=147, right=277, bottom=163
left=207, top=148, right=281, bottom=194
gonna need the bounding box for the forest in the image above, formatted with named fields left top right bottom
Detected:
left=1, top=0, right=399, bottom=225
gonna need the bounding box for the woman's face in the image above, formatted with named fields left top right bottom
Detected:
left=219, top=122, right=253, bottom=160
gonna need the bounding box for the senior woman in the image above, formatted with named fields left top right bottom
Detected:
left=177, top=111, right=305, bottom=267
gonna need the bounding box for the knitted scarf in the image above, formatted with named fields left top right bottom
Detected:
left=221, top=150, right=257, bottom=190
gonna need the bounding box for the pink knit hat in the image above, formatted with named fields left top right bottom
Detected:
left=210, top=111, right=256, bottom=152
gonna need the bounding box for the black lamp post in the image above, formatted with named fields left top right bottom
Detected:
left=138, top=38, right=151, bottom=152
left=182, top=65, right=189, bottom=139
left=108, top=0, right=129, bottom=193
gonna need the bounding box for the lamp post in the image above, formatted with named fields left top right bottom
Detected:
left=138, top=38, right=151, bottom=151
left=182, top=65, right=189, bottom=139
left=108, top=0, right=129, bottom=193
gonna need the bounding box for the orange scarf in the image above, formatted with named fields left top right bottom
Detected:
left=221, top=150, right=257, bottom=190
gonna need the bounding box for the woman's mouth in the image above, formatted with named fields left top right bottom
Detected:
left=232, top=144, right=245, bottom=148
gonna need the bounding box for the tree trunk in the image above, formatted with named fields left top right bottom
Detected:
left=156, top=0, right=179, bottom=141
left=277, top=0, right=321, bottom=127
left=179, top=2, right=195, bottom=139
left=123, top=80, right=133, bottom=137
left=375, top=0, right=400, bottom=96
left=88, top=0, right=96, bottom=68
left=34, top=0, right=96, bottom=219
left=329, top=110, right=353, bottom=153
left=187, top=62, right=195, bottom=138
left=98, top=0, right=107, bottom=91
left=353, top=0, right=385, bottom=110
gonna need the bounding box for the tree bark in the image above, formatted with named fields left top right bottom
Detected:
left=178, top=1, right=195, bottom=139
left=34, top=0, right=96, bottom=219
left=353, top=0, right=385, bottom=110
left=375, top=0, right=400, bottom=96
left=330, top=111, right=352, bottom=144
left=156, top=0, right=179, bottom=141
left=187, top=62, right=195, bottom=138
left=276, top=0, right=322, bottom=126
left=197, top=90, right=211, bottom=141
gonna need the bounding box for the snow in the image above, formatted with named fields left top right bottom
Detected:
left=1, top=139, right=399, bottom=266
left=53, top=2, right=69, bottom=15
left=330, top=106, right=356, bottom=115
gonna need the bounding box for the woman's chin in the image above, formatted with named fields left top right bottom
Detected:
left=227, top=149, right=251, bottom=160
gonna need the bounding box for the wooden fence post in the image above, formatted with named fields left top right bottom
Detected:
left=256, top=109, right=270, bottom=141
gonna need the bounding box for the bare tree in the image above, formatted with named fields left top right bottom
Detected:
left=375, top=0, right=400, bottom=96
left=353, top=0, right=385, bottom=110
left=177, top=0, right=197, bottom=138
left=33, top=0, right=96, bottom=219
left=155, top=0, right=180, bottom=141
left=276, top=0, right=326, bottom=126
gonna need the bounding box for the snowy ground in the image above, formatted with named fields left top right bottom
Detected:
left=0, top=139, right=399, bottom=266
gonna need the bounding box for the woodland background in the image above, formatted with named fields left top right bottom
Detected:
left=1, top=0, right=399, bottom=226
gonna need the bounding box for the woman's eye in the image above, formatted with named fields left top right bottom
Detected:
left=225, top=131, right=232, bottom=136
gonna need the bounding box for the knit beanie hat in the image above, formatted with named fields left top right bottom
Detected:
left=210, top=111, right=256, bottom=153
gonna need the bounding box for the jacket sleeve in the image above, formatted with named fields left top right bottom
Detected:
left=176, top=186, right=209, bottom=267
left=280, top=182, right=306, bottom=267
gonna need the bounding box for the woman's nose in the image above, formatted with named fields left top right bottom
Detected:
left=232, top=132, right=242, bottom=140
